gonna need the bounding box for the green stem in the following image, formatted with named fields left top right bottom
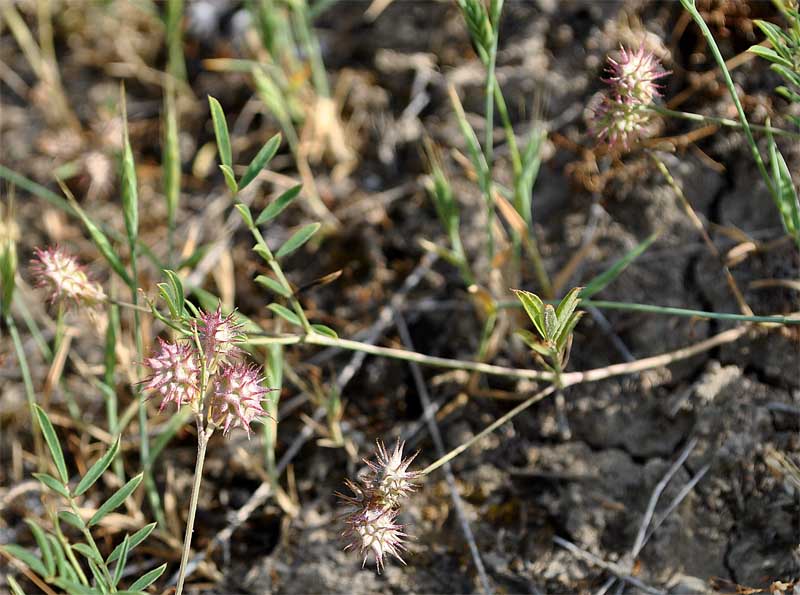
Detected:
left=175, top=425, right=211, bottom=595
left=52, top=515, right=89, bottom=586
left=69, top=500, right=115, bottom=589
left=6, top=314, right=44, bottom=467
left=679, top=0, right=775, bottom=197
left=421, top=384, right=556, bottom=475
left=651, top=105, right=800, bottom=139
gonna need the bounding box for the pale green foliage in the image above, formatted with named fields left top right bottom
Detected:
left=2, top=406, right=162, bottom=594
left=513, top=287, right=584, bottom=372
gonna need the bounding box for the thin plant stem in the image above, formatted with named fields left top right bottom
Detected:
left=649, top=152, right=753, bottom=316
left=175, top=425, right=211, bottom=595
left=493, top=298, right=799, bottom=325
left=421, top=385, right=557, bottom=475
left=6, top=314, right=45, bottom=467
left=53, top=303, right=80, bottom=419
left=651, top=105, right=800, bottom=139
left=679, top=0, right=775, bottom=198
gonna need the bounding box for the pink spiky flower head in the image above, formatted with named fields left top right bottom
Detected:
left=141, top=339, right=201, bottom=412
left=603, top=46, right=669, bottom=104
left=30, top=246, right=106, bottom=309
left=365, top=439, right=420, bottom=508
left=195, top=305, right=244, bottom=365
left=209, top=362, right=271, bottom=437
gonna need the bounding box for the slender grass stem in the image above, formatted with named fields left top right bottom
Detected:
left=175, top=425, right=211, bottom=595
left=6, top=314, right=45, bottom=467
left=651, top=105, right=800, bottom=139
left=421, top=385, right=556, bottom=475
left=679, top=0, right=775, bottom=197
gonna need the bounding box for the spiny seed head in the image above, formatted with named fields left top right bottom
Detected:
left=340, top=491, right=408, bottom=573
left=603, top=46, right=669, bottom=104
left=30, top=246, right=106, bottom=309
left=590, top=93, right=654, bottom=150
left=338, top=439, right=420, bottom=572
left=209, top=362, right=271, bottom=437
left=141, top=339, right=201, bottom=412
left=195, top=305, right=244, bottom=365
left=366, top=439, right=420, bottom=508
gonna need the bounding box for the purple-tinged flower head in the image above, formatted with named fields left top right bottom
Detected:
left=195, top=305, right=244, bottom=365
left=30, top=246, right=106, bottom=309
left=209, top=362, right=271, bottom=437
left=339, top=482, right=408, bottom=573
left=365, top=440, right=420, bottom=508
left=337, top=439, right=420, bottom=572
left=603, top=46, right=669, bottom=105
left=141, top=339, right=201, bottom=412
left=590, top=93, right=654, bottom=151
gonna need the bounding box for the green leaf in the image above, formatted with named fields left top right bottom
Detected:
left=87, top=558, right=108, bottom=592
left=253, top=244, right=271, bottom=262
left=208, top=96, right=232, bottom=168
left=121, top=95, right=139, bottom=249
left=753, top=20, right=793, bottom=59
left=581, top=232, right=658, bottom=299
left=235, top=203, right=253, bottom=228
left=48, top=533, right=70, bottom=578
left=52, top=577, right=100, bottom=594
left=107, top=522, right=157, bottom=564
left=112, top=534, right=130, bottom=587
left=220, top=164, right=238, bottom=195
left=163, top=81, right=181, bottom=228
left=71, top=543, right=104, bottom=566
left=267, top=303, right=301, bottom=326
left=515, top=329, right=549, bottom=356
left=555, top=287, right=583, bottom=331
left=129, top=563, right=167, bottom=591
left=7, top=575, right=25, bottom=595
left=3, top=544, right=48, bottom=577
left=311, top=323, right=338, bottom=338
left=239, top=133, right=282, bottom=190
left=74, top=436, right=120, bottom=496
left=556, top=311, right=584, bottom=352
left=58, top=510, right=86, bottom=530
left=33, top=405, right=69, bottom=484
left=256, top=184, right=303, bottom=225
left=512, top=289, right=546, bottom=339
left=543, top=304, right=558, bottom=341
left=69, top=199, right=133, bottom=286
left=747, top=45, right=793, bottom=68
left=255, top=275, right=292, bottom=298
left=88, top=473, right=143, bottom=527
left=33, top=472, right=70, bottom=498
left=25, top=519, right=55, bottom=577
left=276, top=222, right=321, bottom=259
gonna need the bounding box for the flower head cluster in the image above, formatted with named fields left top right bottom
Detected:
left=591, top=46, right=669, bottom=150
left=338, top=440, right=420, bottom=573
left=30, top=246, right=106, bottom=309
left=142, top=305, right=273, bottom=438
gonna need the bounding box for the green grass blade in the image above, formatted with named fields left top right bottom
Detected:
left=25, top=519, right=55, bottom=577
left=581, top=232, right=658, bottom=299
left=120, top=89, right=139, bottom=249
left=33, top=405, right=69, bottom=484
left=208, top=96, right=232, bottom=169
